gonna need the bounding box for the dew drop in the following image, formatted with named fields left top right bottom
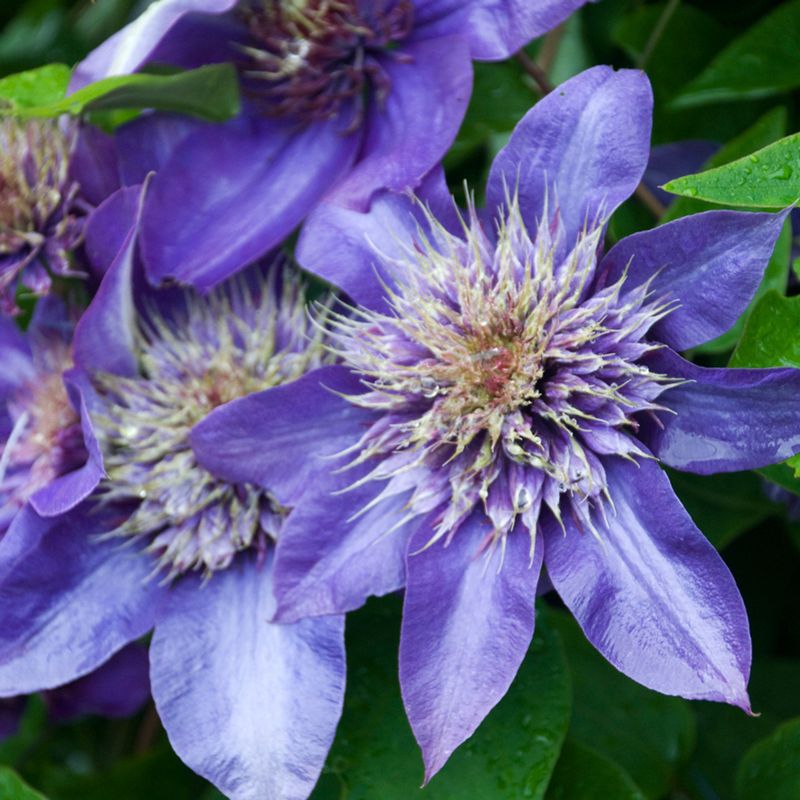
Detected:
left=420, top=376, right=440, bottom=398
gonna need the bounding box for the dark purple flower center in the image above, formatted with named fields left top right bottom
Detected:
left=0, top=342, right=85, bottom=518
left=236, top=0, right=414, bottom=125
left=91, top=271, right=333, bottom=579
left=329, top=199, right=681, bottom=552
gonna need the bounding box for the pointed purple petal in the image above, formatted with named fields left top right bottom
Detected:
left=83, top=185, right=142, bottom=278
left=644, top=348, right=800, bottom=473
left=297, top=167, right=457, bottom=312
left=151, top=555, right=345, bottom=800
left=0, top=505, right=162, bottom=695
left=73, top=183, right=146, bottom=377
left=544, top=457, right=751, bottom=708
left=487, top=66, right=652, bottom=242
left=412, top=0, right=589, bottom=60
left=140, top=117, right=360, bottom=290
left=400, top=514, right=540, bottom=780
left=273, top=465, right=415, bottom=623
left=70, top=124, right=121, bottom=207
left=329, top=37, right=471, bottom=209
left=600, top=209, right=789, bottom=350
left=70, top=0, right=237, bottom=89
left=0, top=317, right=32, bottom=398
left=190, top=365, right=372, bottom=505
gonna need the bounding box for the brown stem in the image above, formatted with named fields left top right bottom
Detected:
left=633, top=182, right=667, bottom=219
left=515, top=50, right=553, bottom=96
left=133, top=703, right=161, bottom=755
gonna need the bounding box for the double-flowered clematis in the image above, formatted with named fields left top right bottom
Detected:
left=71, top=0, right=588, bottom=289
left=190, top=66, right=800, bottom=779
left=0, top=193, right=354, bottom=798
left=0, top=117, right=120, bottom=314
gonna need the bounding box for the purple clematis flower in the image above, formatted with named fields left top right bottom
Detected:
left=190, top=66, right=800, bottom=779
left=0, top=188, right=351, bottom=799
left=0, top=296, right=104, bottom=534
left=71, top=0, right=588, bottom=290
left=0, top=117, right=120, bottom=315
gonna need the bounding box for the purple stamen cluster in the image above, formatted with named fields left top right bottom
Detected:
left=0, top=118, right=86, bottom=314
left=92, top=271, right=331, bottom=579
left=237, top=0, right=414, bottom=125
left=329, top=198, right=681, bottom=554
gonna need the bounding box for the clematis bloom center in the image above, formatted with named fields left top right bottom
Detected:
left=237, top=0, right=414, bottom=123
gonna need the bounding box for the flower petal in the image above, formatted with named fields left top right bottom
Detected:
left=486, top=66, right=652, bottom=242
left=544, top=456, right=751, bottom=708
left=139, top=116, right=360, bottom=290
left=83, top=185, right=142, bottom=278
left=70, top=124, right=121, bottom=207
left=643, top=348, right=800, bottom=473
left=412, top=0, right=589, bottom=60
left=0, top=505, right=162, bottom=695
left=46, top=642, right=150, bottom=721
left=150, top=554, right=345, bottom=800
left=328, top=36, right=471, bottom=209
left=600, top=209, right=789, bottom=350
left=70, top=0, right=237, bottom=89
left=297, top=167, right=458, bottom=312
left=273, top=465, right=416, bottom=623
left=400, top=513, right=541, bottom=781
left=0, top=317, right=32, bottom=398
left=190, top=365, right=372, bottom=505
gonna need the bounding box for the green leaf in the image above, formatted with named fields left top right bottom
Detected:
left=0, top=767, right=47, bottom=800
left=311, top=596, right=572, bottom=800
left=730, top=291, right=800, bottom=369
left=661, top=106, right=786, bottom=223
left=0, top=63, right=70, bottom=109
left=663, top=133, right=800, bottom=210
left=546, top=608, right=695, bottom=800
left=667, top=469, right=778, bottom=550
left=544, top=740, right=645, bottom=800
left=735, top=718, right=800, bottom=800
left=673, top=0, right=800, bottom=107
left=5, top=64, right=240, bottom=122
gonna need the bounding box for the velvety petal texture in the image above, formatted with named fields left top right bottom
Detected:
left=487, top=66, right=652, bottom=241
left=191, top=366, right=372, bottom=505
left=273, top=465, right=416, bottom=623
left=69, top=0, right=237, bottom=89
left=140, top=117, right=360, bottom=289
left=644, top=349, right=800, bottom=474
left=0, top=506, right=162, bottom=695
left=400, top=514, right=541, bottom=780
left=601, top=209, right=789, bottom=350
left=544, top=457, right=751, bottom=708
left=412, top=0, right=589, bottom=60
left=151, top=555, right=345, bottom=800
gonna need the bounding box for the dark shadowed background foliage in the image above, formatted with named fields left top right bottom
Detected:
left=1, top=1, right=799, bottom=798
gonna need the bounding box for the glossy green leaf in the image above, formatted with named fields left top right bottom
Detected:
left=546, top=609, right=695, bottom=800
left=668, top=470, right=779, bottom=550
left=311, top=596, right=571, bottom=800
left=544, top=740, right=645, bottom=800
left=673, top=0, right=800, bottom=107
left=730, top=291, right=800, bottom=369
left=0, top=767, right=47, bottom=800
left=0, top=63, right=70, bottom=109
left=663, top=133, right=800, bottom=210
left=735, top=718, right=800, bottom=800
left=4, top=64, right=240, bottom=121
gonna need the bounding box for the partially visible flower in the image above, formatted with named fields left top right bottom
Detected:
left=0, top=643, right=151, bottom=742
left=0, top=118, right=85, bottom=314
left=71, top=0, right=589, bottom=290
left=0, top=297, right=102, bottom=535
left=0, top=200, right=352, bottom=799
left=190, top=66, right=800, bottom=778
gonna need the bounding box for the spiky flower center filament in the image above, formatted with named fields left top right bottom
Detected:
left=328, top=198, right=680, bottom=552
left=93, top=272, right=332, bottom=579
left=237, top=0, right=413, bottom=124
